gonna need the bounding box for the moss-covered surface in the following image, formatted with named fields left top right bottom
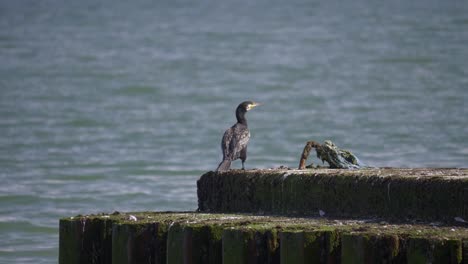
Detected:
left=341, top=233, right=401, bottom=264
left=280, top=231, right=304, bottom=263
left=222, top=228, right=253, bottom=264
left=222, top=226, right=280, bottom=264
left=59, top=216, right=114, bottom=264
left=463, top=240, right=468, bottom=263
left=112, top=222, right=167, bottom=264
left=198, top=168, right=468, bottom=223
left=166, top=222, right=223, bottom=264
left=60, top=211, right=468, bottom=264
left=407, top=237, right=462, bottom=264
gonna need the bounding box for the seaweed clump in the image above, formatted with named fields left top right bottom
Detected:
left=299, top=140, right=366, bottom=169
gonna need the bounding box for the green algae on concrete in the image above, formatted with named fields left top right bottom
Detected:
left=59, top=212, right=194, bottom=264
left=59, top=212, right=468, bottom=264
left=407, top=237, right=462, bottom=264
left=59, top=216, right=114, bottom=264
left=258, top=229, right=280, bottom=264
left=341, top=233, right=401, bottom=264
left=305, top=230, right=341, bottom=263
left=463, top=240, right=468, bottom=263
left=222, top=229, right=254, bottom=264
left=112, top=222, right=167, bottom=264
left=279, top=230, right=340, bottom=264
left=189, top=224, right=224, bottom=264
left=197, top=168, right=468, bottom=223
left=280, top=231, right=305, bottom=264
left=167, top=223, right=223, bottom=264
left=166, top=223, right=184, bottom=264
left=222, top=227, right=281, bottom=264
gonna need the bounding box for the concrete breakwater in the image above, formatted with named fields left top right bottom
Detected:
left=59, top=211, right=467, bottom=264
left=198, top=168, right=468, bottom=223
left=59, top=168, right=468, bottom=263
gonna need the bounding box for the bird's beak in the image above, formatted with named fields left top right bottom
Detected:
left=247, top=102, right=261, bottom=111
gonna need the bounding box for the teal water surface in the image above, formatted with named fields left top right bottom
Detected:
left=1, top=0, right=468, bottom=262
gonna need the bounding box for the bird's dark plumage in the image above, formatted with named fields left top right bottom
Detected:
left=216, top=101, right=260, bottom=171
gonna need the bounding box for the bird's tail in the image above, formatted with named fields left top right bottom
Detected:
left=216, top=160, right=231, bottom=171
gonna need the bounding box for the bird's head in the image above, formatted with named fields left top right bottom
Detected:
left=239, top=101, right=261, bottom=112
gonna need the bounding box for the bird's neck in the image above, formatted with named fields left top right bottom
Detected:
left=236, top=108, right=247, bottom=125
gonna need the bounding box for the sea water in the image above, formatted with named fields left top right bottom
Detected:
left=1, top=0, right=467, bottom=262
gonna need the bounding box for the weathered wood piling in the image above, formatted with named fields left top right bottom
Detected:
left=59, top=168, right=468, bottom=263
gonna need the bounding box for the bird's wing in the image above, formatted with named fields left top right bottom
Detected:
left=230, top=125, right=250, bottom=159
left=221, top=127, right=234, bottom=159
left=237, top=128, right=250, bottom=151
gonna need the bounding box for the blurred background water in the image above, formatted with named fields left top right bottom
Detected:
left=1, top=0, right=467, bottom=262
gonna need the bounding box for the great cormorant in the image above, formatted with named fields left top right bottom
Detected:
left=216, top=101, right=260, bottom=171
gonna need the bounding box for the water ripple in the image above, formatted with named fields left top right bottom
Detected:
left=1, top=0, right=467, bottom=263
